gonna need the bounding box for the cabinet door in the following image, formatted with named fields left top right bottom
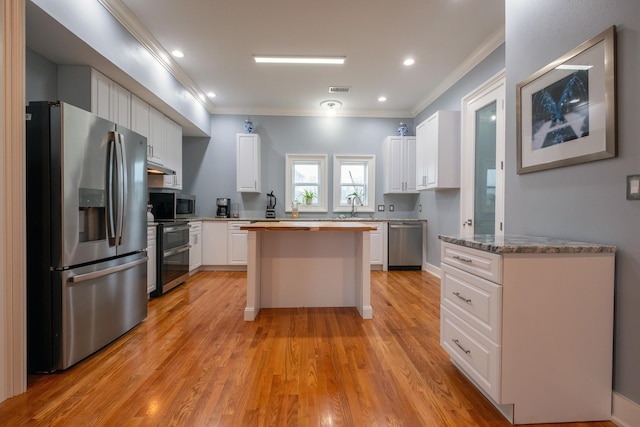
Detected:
left=148, top=107, right=166, bottom=165
left=237, top=134, right=261, bottom=192
left=147, top=227, right=156, bottom=294
left=384, top=136, right=404, bottom=193
left=111, top=81, right=131, bottom=129
left=404, top=137, right=417, bottom=192
left=189, top=222, right=202, bottom=271
left=369, top=222, right=383, bottom=265
left=202, top=222, right=228, bottom=265
left=91, top=71, right=111, bottom=121
left=227, top=222, right=249, bottom=265
left=426, top=114, right=439, bottom=187
left=130, top=95, right=150, bottom=137
left=415, top=121, right=428, bottom=190
left=163, top=119, right=183, bottom=189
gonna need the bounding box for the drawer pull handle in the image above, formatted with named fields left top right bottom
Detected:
left=452, top=339, right=471, bottom=355
left=453, top=255, right=473, bottom=264
left=452, top=292, right=472, bottom=304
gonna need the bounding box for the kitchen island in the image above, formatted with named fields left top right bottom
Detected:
left=241, top=221, right=377, bottom=321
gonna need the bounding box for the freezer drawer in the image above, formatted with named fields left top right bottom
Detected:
left=57, top=252, right=147, bottom=370
left=388, top=222, right=423, bottom=269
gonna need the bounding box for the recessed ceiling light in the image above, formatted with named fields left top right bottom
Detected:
left=378, top=96, right=387, bottom=102
left=403, top=58, right=415, bottom=66
left=254, top=55, right=346, bottom=65
left=206, top=92, right=216, bottom=98
left=171, top=50, right=185, bottom=58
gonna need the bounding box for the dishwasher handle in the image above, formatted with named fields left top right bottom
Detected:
left=389, top=222, right=422, bottom=229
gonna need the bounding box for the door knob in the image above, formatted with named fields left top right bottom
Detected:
left=463, top=219, right=473, bottom=226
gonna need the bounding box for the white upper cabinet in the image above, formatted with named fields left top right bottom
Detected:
left=130, top=94, right=151, bottom=152
left=237, top=133, right=261, bottom=193
left=416, top=111, right=460, bottom=190
left=383, top=136, right=417, bottom=194
left=161, top=119, right=183, bottom=189
left=148, top=106, right=167, bottom=166
left=58, top=66, right=130, bottom=128
left=135, top=96, right=183, bottom=190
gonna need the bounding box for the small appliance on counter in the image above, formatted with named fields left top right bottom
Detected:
left=149, top=191, right=196, bottom=220
left=216, top=198, right=231, bottom=218
left=266, top=191, right=276, bottom=218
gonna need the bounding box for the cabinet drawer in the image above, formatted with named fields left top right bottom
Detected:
left=189, top=221, right=202, bottom=232
left=441, top=242, right=502, bottom=284
left=441, top=263, right=502, bottom=343
left=441, top=306, right=501, bottom=402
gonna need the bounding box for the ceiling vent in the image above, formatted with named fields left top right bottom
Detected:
left=328, top=86, right=351, bottom=94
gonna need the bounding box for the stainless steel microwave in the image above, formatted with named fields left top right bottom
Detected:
left=149, top=192, right=196, bottom=220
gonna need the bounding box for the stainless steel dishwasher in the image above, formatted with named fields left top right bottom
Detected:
left=388, top=222, right=423, bottom=270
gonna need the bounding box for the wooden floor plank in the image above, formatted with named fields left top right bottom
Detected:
left=0, top=270, right=617, bottom=426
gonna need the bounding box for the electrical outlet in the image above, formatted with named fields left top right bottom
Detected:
left=419, top=204, right=422, bottom=212
left=389, top=204, right=394, bottom=212
left=377, top=205, right=385, bottom=211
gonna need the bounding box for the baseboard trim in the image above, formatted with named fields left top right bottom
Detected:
left=612, top=392, right=640, bottom=427
left=423, top=262, right=441, bottom=279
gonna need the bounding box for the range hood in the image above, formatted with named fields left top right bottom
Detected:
left=147, top=161, right=176, bottom=175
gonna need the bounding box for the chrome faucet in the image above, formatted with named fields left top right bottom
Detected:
left=349, top=195, right=363, bottom=217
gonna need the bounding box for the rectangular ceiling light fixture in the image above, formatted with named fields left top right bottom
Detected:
left=253, top=55, right=346, bottom=65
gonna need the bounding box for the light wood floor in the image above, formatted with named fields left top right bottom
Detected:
left=0, top=270, right=616, bottom=426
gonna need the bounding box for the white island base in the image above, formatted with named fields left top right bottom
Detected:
left=241, top=222, right=376, bottom=321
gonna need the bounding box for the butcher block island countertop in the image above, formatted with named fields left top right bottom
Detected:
left=242, top=221, right=377, bottom=321
left=241, top=221, right=378, bottom=232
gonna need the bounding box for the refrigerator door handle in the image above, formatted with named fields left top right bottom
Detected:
left=107, top=132, right=118, bottom=246
left=116, top=132, right=128, bottom=245
left=68, top=256, right=148, bottom=284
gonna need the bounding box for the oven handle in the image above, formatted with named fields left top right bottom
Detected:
left=69, top=257, right=148, bottom=283
left=163, top=245, right=191, bottom=258
left=163, top=224, right=190, bottom=233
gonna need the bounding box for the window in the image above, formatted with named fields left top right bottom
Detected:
left=285, top=154, right=328, bottom=212
left=333, top=155, right=375, bottom=213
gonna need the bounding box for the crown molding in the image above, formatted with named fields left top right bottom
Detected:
left=96, top=0, right=216, bottom=114
left=410, top=24, right=505, bottom=117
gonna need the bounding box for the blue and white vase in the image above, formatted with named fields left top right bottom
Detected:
left=243, top=117, right=254, bottom=133
left=397, top=121, right=408, bottom=136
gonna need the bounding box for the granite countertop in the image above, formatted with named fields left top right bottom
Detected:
left=439, top=234, right=617, bottom=254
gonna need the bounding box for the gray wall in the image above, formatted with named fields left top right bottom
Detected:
left=505, top=0, right=640, bottom=404
left=182, top=116, right=419, bottom=219
left=414, top=45, right=506, bottom=267
left=25, top=48, right=57, bottom=102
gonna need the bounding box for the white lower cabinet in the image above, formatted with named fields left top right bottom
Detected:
left=201, top=220, right=388, bottom=270
left=369, top=222, right=386, bottom=270
left=227, top=221, right=250, bottom=265
left=146, top=226, right=156, bottom=294
left=440, top=241, right=615, bottom=424
left=202, top=222, right=228, bottom=266
left=189, top=221, right=202, bottom=273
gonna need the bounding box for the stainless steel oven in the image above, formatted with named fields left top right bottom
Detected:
left=151, top=221, right=190, bottom=297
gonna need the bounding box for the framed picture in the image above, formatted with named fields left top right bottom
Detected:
left=516, top=26, right=617, bottom=174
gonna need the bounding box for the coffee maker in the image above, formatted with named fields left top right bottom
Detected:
left=216, top=198, right=231, bottom=218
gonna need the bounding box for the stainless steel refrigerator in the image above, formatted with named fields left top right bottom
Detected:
left=26, top=101, right=148, bottom=372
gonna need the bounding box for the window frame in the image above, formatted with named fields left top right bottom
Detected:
left=285, top=154, right=328, bottom=213
left=332, top=154, right=376, bottom=213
